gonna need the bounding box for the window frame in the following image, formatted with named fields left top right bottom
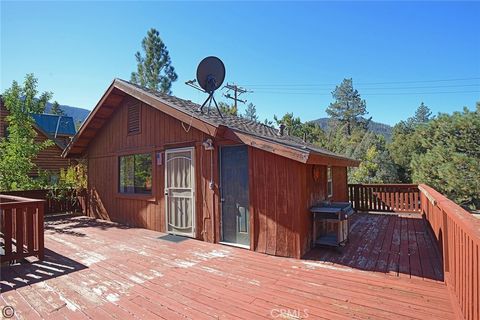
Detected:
left=327, top=166, right=333, bottom=198
left=116, top=150, right=155, bottom=201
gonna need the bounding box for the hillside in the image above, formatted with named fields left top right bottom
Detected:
left=310, top=117, right=393, bottom=140
left=44, top=102, right=90, bottom=125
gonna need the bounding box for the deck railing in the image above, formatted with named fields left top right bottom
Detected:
left=348, top=183, right=479, bottom=320
left=418, top=184, right=479, bottom=320
left=1, top=189, right=85, bottom=215
left=0, top=194, right=45, bottom=263
left=348, top=184, right=420, bottom=213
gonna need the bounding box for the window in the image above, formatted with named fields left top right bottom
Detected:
left=127, top=103, right=140, bottom=134
left=327, top=166, right=333, bottom=198
left=119, top=153, right=152, bottom=194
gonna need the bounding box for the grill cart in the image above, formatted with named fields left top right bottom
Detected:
left=310, top=202, right=354, bottom=249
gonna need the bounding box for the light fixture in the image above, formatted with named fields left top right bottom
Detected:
left=202, top=138, right=214, bottom=151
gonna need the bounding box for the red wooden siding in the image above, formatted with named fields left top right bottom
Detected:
left=249, top=149, right=349, bottom=258
left=85, top=96, right=350, bottom=258
left=86, top=97, right=219, bottom=243
left=249, top=147, right=305, bottom=258
left=332, top=166, right=348, bottom=202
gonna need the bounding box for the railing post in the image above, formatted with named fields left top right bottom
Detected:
left=37, top=204, right=45, bottom=260
left=3, top=208, right=13, bottom=262
left=354, top=185, right=360, bottom=211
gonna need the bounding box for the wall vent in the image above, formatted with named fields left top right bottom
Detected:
left=127, top=103, right=140, bottom=134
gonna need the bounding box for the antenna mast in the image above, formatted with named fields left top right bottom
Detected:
left=223, top=83, right=251, bottom=110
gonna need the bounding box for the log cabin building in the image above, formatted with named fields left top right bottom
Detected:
left=63, top=79, right=359, bottom=258
left=1, top=100, right=76, bottom=177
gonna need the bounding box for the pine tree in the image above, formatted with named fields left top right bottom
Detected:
left=50, top=101, right=64, bottom=115
left=412, top=102, right=432, bottom=124
left=326, top=78, right=369, bottom=135
left=218, top=102, right=238, bottom=116
left=243, top=103, right=258, bottom=122
left=131, top=28, right=178, bottom=94
left=274, top=113, right=326, bottom=144
left=411, top=107, right=480, bottom=210
left=389, top=102, right=433, bottom=182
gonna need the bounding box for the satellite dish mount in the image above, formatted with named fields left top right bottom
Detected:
left=196, top=56, right=226, bottom=117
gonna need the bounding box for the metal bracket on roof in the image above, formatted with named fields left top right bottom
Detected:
left=200, top=93, right=223, bottom=118
left=54, top=116, right=61, bottom=138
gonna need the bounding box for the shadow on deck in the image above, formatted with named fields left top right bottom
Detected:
left=304, top=212, right=444, bottom=281
left=44, top=214, right=131, bottom=237
left=0, top=248, right=88, bottom=293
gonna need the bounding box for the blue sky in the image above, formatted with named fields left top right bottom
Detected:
left=1, top=1, right=479, bottom=125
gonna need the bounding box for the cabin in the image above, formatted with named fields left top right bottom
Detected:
left=0, top=100, right=76, bottom=177
left=63, top=79, right=359, bottom=258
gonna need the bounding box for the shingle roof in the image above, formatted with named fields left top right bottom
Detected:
left=31, top=114, right=76, bottom=136
left=118, top=79, right=352, bottom=161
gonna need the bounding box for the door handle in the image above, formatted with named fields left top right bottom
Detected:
left=220, top=198, right=225, bottom=202
left=164, top=189, right=169, bottom=195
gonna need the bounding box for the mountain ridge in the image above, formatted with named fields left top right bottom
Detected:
left=44, top=102, right=90, bottom=125
left=310, top=117, right=393, bottom=140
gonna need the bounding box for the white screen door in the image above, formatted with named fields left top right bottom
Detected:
left=165, top=147, right=195, bottom=237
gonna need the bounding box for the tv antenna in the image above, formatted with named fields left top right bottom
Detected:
left=223, top=83, right=252, bottom=110
left=195, top=56, right=226, bottom=117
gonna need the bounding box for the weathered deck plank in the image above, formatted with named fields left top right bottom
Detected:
left=1, top=215, right=454, bottom=319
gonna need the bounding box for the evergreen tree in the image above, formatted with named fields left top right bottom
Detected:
left=411, top=107, right=480, bottom=210
left=351, top=145, right=379, bottom=183
left=243, top=103, right=258, bottom=122
left=326, top=78, right=369, bottom=135
left=301, top=122, right=326, bottom=144
left=218, top=101, right=238, bottom=116
left=0, top=74, right=53, bottom=190
left=50, top=101, right=64, bottom=115
left=131, top=28, right=178, bottom=93
left=411, top=102, right=432, bottom=124
left=389, top=102, right=433, bottom=182
left=274, top=113, right=303, bottom=137
left=274, top=113, right=326, bottom=144
left=348, top=132, right=398, bottom=183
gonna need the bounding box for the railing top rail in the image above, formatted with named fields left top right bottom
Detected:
left=0, top=194, right=45, bottom=206
left=349, top=184, right=419, bottom=188
left=0, top=194, right=45, bottom=201
left=419, top=184, right=480, bottom=241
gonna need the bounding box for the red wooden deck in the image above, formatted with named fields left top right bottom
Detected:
left=305, top=212, right=444, bottom=281
left=1, top=214, right=455, bottom=319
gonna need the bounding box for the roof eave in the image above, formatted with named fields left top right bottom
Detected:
left=33, top=124, right=65, bottom=150
left=62, top=80, right=118, bottom=158
left=306, top=152, right=360, bottom=167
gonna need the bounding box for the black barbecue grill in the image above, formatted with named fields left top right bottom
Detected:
left=310, top=202, right=354, bottom=248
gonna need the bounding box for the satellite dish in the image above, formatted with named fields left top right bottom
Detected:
left=195, top=56, right=226, bottom=117
left=196, top=56, right=226, bottom=93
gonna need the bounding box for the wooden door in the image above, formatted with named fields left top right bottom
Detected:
left=165, top=147, right=195, bottom=237
left=220, top=145, right=250, bottom=247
